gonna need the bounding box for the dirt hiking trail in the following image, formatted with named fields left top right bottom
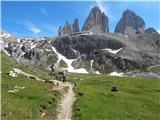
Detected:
left=13, top=68, right=76, bottom=120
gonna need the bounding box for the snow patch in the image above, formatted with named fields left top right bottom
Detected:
left=31, top=43, right=38, bottom=49
left=51, top=46, right=88, bottom=74
left=90, top=60, right=101, bottom=74
left=95, top=71, right=101, bottom=74
left=109, top=71, right=124, bottom=77
left=17, top=38, right=21, bottom=43
left=102, top=48, right=123, bottom=54
left=17, top=51, right=25, bottom=60
left=45, top=49, right=52, bottom=52
left=1, top=32, right=11, bottom=38
left=70, top=68, right=88, bottom=74
left=72, top=48, right=77, bottom=53
left=90, top=60, right=94, bottom=68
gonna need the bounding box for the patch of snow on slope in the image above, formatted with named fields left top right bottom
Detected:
left=45, top=49, right=52, bottom=52
left=109, top=72, right=124, bottom=77
left=17, top=51, right=25, bottom=60
left=90, top=60, right=100, bottom=74
left=71, top=68, right=88, bottom=74
left=90, top=60, right=94, bottom=68
left=17, top=38, right=21, bottom=43
left=72, top=48, right=77, bottom=53
left=95, top=71, right=101, bottom=74
left=51, top=46, right=88, bottom=74
left=1, top=32, right=11, bottom=38
left=31, top=42, right=39, bottom=49
left=102, top=48, right=123, bottom=54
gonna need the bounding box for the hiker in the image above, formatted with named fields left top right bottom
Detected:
left=50, top=63, right=55, bottom=79
left=62, top=70, right=67, bottom=82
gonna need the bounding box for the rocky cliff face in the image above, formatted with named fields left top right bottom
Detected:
left=2, top=31, right=160, bottom=74
left=82, top=6, right=109, bottom=34
left=58, top=19, right=80, bottom=35
left=58, top=21, right=72, bottom=35
left=72, top=18, right=80, bottom=32
left=53, top=32, right=160, bottom=73
left=115, top=9, right=145, bottom=36
left=145, top=28, right=159, bottom=36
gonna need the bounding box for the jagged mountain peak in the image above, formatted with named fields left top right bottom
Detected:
left=58, top=18, right=80, bottom=36
left=82, top=6, right=109, bottom=33
left=115, top=9, right=145, bottom=36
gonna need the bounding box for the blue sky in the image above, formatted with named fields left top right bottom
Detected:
left=1, top=0, right=160, bottom=37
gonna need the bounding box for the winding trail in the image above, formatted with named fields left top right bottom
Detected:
left=53, top=80, right=76, bottom=120
left=13, top=68, right=45, bottom=82
left=12, top=68, right=76, bottom=120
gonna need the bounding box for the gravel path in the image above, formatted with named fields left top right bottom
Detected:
left=13, top=68, right=76, bottom=120
left=53, top=80, right=76, bottom=120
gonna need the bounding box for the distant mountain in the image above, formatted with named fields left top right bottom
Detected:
left=58, top=6, right=109, bottom=36
left=115, top=9, right=145, bottom=36
left=58, top=19, right=80, bottom=36
left=1, top=6, right=160, bottom=75
left=82, top=6, right=109, bottom=34
left=0, top=31, right=17, bottom=40
left=145, top=28, right=159, bottom=36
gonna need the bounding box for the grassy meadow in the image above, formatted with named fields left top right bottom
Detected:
left=1, top=53, right=160, bottom=120
left=70, top=74, right=160, bottom=120
left=1, top=53, right=61, bottom=120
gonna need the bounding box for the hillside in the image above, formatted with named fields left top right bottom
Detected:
left=1, top=53, right=62, bottom=119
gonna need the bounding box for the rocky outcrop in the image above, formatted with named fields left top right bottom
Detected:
left=82, top=6, right=109, bottom=34
left=145, top=28, right=159, bottom=36
left=1, top=31, right=18, bottom=42
left=53, top=34, right=125, bottom=59
left=72, top=19, right=80, bottom=32
left=58, top=19, right=80, bottom=36
left=2, top=31, right=160, bottom=73
left=23, top=48, right=47, bottom=64
left=115, top=9, right=145, bottom=36
left=6, top=42, right=24, bottom=60
left=53, top=32, right=160, bottom=73
left=58, top=21, right=72, bottom=36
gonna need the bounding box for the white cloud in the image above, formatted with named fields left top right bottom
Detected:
left=96, top=0, right=106, bottom=13
left=95, top=0, right=114, bottom=20
left=25, top=21, right=41, bottom=34
left=40, top=23, right=58, bottom=35
left=40, top=8, right=49, bottom=17
left=16, top=20, right=41, bottom=34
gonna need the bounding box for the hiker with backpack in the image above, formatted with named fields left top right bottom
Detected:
left=62, top=70, right=67, bottom=82
left=50, top=63, right=55, bottom=79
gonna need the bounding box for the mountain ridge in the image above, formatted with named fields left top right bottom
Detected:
left=1, top=6, right=160, bottom=75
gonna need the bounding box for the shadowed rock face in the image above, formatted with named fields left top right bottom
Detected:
left=2, top=31, right=160, bottom=73
left=145, top=28, right=159, bottom=36
left=115, top=9, right=145, bottom=36
left=52, top=32, right=160, bottom=73
left=72, top=18, right=80, bottom=32
left=82, top=6, right=109, bottom=34
left=58, top=19, right=80, bottom=36
left=54, top=34, right=125, bottom=59
left=58, top=21, right=72, bottom=35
